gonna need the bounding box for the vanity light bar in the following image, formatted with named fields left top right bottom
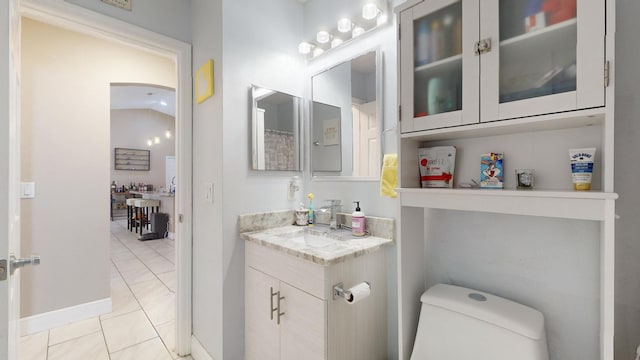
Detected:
left=298, top=1, right=388, bottom=58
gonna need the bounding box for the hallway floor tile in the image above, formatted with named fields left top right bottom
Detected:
left=19, top=220, right=191, bottom=360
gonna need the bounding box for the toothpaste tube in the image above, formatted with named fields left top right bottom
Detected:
left=569, top=148, right=596, bottom=191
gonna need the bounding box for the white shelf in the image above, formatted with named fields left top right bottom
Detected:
left=401, top=107, right=605, bottom=142
left=398, top=188, right=617, bottom=221
left=500, top=18, right=577, bottom=48
left=414, top=54, right=462, bottom=73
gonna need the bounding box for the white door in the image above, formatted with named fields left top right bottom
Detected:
left=353, top=101, right=380, bottom=178
left=1, top=0, right=22, bottom=359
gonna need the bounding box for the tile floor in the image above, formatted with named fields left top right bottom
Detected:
left=19, top=220, right=192, bottom=360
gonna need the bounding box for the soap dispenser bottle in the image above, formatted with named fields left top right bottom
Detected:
left=352, top=201, right=365, bottom=236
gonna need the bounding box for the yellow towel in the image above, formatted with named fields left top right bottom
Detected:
left=380, top=154, right=398, bottom=198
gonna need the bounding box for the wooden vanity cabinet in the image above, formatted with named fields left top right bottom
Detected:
left=245, top=241, right=388, bottom=360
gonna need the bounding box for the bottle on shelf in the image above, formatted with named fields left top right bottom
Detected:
left=416, top=19, right=430, bottom=66
left=430, top=20, right=442, bottom=61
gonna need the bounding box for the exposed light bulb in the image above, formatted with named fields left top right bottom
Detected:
left=331, top=38, right=343, bottom=48
left=298, top=42, right=313, bottom=54
left=362, top=3, right=380, bottom=20
left=377, top=14, right=388, bottom=26
left=147, top=139, right=153, bottom=147
left=337, top=18, right=352, bottom=33
left=316, top=30, right=331, bottom=44
left=352, top=26, right=365, bottom=38
left=313, top=47, right=324, bottom=57
left=154, top=136, right=160, bottom=144
left=165, top=129, right=172, bottom=138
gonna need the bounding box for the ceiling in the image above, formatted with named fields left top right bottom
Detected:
left=110, top=84, right=176, bottom=117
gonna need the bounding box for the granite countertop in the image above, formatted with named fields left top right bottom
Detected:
left=241, top=224, right=393, bottom=266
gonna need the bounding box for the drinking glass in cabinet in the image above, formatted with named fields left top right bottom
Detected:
left=412, top=1, right=462, bottom=118
left=498, top=0, right=577, bottom=103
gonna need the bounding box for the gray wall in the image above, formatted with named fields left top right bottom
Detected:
left=614, top=0, right=640, bottom=358
left=304, top=2, right=403, bottom=358
left=190, top=0, right=224, bottom=358
left=63, top=0, right=191, bottom=43
left=220, top=0, right=306, bottom=358
left=425, top=210, right=600, bottom=360
left=191, top=0, right=306, bottom=358
left=110, top=109, right=176, bottom=189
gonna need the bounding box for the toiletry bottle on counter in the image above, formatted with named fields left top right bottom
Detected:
left=352, top=201, right=366, bottom=236
left=307, top=193, right=314, bottom=226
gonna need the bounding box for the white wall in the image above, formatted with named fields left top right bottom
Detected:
left=614, top=0, right=640, bottom=358
left=63, top=0, right=191, bottom=43
left=20, top=18, right=176, bottom=317
left=110, top=109, right=175, bottom=189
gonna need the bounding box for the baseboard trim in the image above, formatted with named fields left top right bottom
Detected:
left=20, top=297, right=112, bottom=336
left=191, top=335, right=215, bottom=360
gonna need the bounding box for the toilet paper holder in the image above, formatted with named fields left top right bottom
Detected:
left=333, top=281, right=370, bottom=302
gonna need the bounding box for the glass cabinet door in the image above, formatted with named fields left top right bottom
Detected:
left=399, top=0, right=479, bottom=133
left=480, top=0, right=605, bottom=121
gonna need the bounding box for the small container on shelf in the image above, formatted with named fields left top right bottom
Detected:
left=515, top=169, right=535, bottom=189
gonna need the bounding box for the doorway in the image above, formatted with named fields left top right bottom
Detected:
left=17, top=2, right=192, bottom=358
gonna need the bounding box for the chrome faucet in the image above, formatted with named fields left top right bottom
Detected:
left=328, top=200, right=342, bottom=230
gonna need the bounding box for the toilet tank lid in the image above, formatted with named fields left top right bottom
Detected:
left=420, top=284, right=545, bottom=340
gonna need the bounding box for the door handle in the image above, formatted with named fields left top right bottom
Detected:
left=10, top=255, right=41, bottom=275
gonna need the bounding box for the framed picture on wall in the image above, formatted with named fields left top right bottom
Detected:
left=114, top=148, right=150, bottom=171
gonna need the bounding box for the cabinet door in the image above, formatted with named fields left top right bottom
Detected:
left=280, top=282, right=326, bottom=360
left=480, top=0, right=605, bottom=121
left=399, top=0, right=479, bottom=133
left=246, top=267, right=280, bottom=360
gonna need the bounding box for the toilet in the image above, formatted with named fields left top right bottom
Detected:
left=411, top=284, right=549, bottom=360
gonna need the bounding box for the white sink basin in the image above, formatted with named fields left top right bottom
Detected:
left=287, top=233, right=337, bottom=247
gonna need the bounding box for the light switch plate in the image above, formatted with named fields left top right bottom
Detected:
left=101, top=0, right=132, bottom=11
left=21, top=182, right=35, bottom=199
left=205, top=183, right=213, bottom=204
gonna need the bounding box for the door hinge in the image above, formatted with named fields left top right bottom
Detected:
left=604, top=60, right=610, bottom=87
left=179, top=214, right=184, bottom=223
left=398, top=105, right=402, bottom=121
left=397, top=25, right=400, bottom=40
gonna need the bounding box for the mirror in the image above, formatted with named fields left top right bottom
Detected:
left=311, top=49, right=382, bottom=178
left=251, top=85, right=303, bottom=171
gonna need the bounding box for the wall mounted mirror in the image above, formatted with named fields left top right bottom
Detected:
left=251, top=85, right=303, bottom=171
left=311, top=49, right=382, bottom=178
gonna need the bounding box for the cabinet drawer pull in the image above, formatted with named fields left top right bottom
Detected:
left=270, top=287, right=278, bottom=320
left=277, top=292, right=285, bottom=325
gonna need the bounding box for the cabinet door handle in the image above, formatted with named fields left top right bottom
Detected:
left=270, top=287, right=278, bottom=320
left=277, top=292, right=285, bottom=325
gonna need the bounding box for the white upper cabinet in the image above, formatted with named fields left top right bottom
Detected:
left=399, top=0, right=606, bottom=133
left=400, top=0, right=479, bottom=132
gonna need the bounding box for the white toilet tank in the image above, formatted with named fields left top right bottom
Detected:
left=410, top=284, right=548, bottom=360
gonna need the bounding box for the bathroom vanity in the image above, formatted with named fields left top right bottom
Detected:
left=240, top=211, right=393, bottom=360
